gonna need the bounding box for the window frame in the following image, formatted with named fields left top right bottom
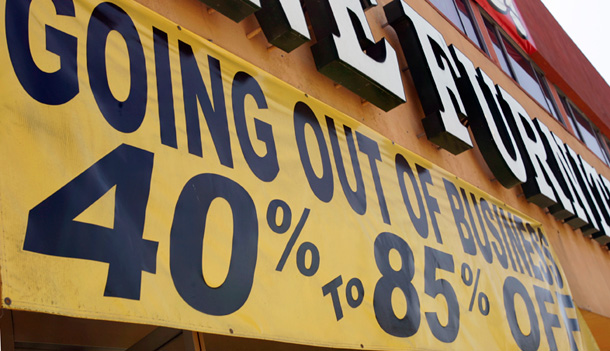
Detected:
left=534, top=70, right=564, bottom=124
left=559, top=93, right=610, bottom=165
left=427, top=0, right=487, bottom=52
left=481, top=14, right=562, bottom=122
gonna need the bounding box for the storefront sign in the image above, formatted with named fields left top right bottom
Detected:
left=0, top=0, right=598, bottom=350
left=201, top=0, right=408, bottom=112
left=384, top=0, right=610, bottom=244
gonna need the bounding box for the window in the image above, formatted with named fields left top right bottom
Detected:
left=560, top=95, right=610, bottom=164
left=429, top=0, right=485, bottom=49
left=603, top=136, right=610, bottom=163
left=484, top=18, right=511, bottom=74
left=483, top=16, right=561, bottom=121
left=536, top=72, right=564, bottom=123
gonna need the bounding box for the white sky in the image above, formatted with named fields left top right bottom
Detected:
left=539, top=0, right=610, bottom=85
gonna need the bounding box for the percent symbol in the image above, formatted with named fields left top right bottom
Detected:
left=461, top=263, right=490, bottom=316
left=267, top=199, right=320, bottom=277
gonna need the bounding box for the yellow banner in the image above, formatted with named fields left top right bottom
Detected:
left=0, top=0, right=598, bottom=350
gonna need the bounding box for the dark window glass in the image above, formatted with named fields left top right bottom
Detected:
left=561, top=96, right=609, bottom=164
left=560, top=97, right=579, bottom=136
left=500, top=36, right=548, bottom=107
left=603, top=137, right=610, bottom=165
left=484, top=16, right=561, bottom=121
left=429, top=0, right=484, bottom=49
left=484, top=18, right=512, bottom=75
left=455, top=0, right=483, bottom=48
left=430, top=0, right=462, bottom=28
left=573, top=109, right=607, bottom=162
left=537, top=72, right=563, bottom=123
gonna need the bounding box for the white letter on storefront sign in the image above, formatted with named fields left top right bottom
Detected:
left=450, top=46, right=526, bottom=187
left=384, top=0, right=472, bottom=155
left=306, top=0, right=406, bottom=112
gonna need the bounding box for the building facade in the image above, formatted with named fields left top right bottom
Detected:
left=1, top=0, right=609, bottom=350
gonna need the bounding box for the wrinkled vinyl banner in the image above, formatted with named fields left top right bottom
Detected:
left=0, top=0, right=598, bottom=350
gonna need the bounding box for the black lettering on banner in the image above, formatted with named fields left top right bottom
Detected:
left=424, top=246, right=459, bottom=343
left=501, top=211, right=530, bottom=276
left=267, top=199, right=291, bottom=233
left=232, top=71, right=279, bottom=182
left=556, top=292, right=580, bottom=351
left=444, top=178, right=476, bottom=255
left=346, top=278, right=365, bottom=308
left=503, top=277, right=541, bottom=351
left=494, top=207, right=518, bottom=273
left=357, top=132, right=390, bottom=224
left=321, top=276, right=365, bottom=321
left=296, top=242, right=320, bottom=276
left=327, top=116, right=366, bottom=215
left=460, top=189, right=483, bottom=253
left=294, top=102, right=334, bottom=203
left=87, top=2, right=147, bottom=133
left=373, top=232, right=420, bottom=337
left=170, top=173, right=258, bottom=316
left=505, top=214, right=533, bottom=277
left=153, top=27, right=178, bottom=148
left=395, top=153, right=428, bottom=238
left=6, top=0, right=78, bottom=105
left=322, top=275, right=344, bottom=321
left=482, top=199, right=509, bottom=269
left=519, top=223, right=544, bottom=282
left=419, top=166, right=443, bottom=244
left=24, top=144, right=158, bottom=300
left=469, top=194, right=494, bottom=264
left=179, top=44, right=233, bottom=166
left=462, top=189, right=500, bottom=263
left=515, top=218, right=544, bottom=282
left=534, top=286, right=561, bottom=351
left=539, top=229, right=564, bottom=289
left=528, top=224, right=554, bottom=285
